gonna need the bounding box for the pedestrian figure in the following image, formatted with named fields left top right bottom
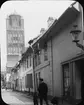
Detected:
left=33, top=92, right=38, bottom=105
left=38, top=78, right=49, bottom=105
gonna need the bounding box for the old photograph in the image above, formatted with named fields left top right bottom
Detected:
left=0, top=0, right=83, bottom=105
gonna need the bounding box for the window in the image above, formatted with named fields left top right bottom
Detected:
left=63, top=64, right=70, bottom=96
left=16, top=47, right=18, bottom=53
left=28, top=56, right=30, bottom=67
left=27, top=56, right=28, bottom=68
left=8, top=35, right=11, bottom=43
left=37, top=51, right=41, bottom=65
left=24, top=59, right=26, bottom=70
left=34, top=50, right=41, bottom=67
left=26, top=59, right=27, bottom=69
left=19, top=19, right=21, bottom=27
left=38, top=72, right=41, bottom=86
left=11, top=47, right=12, bottom=54
left=30, top=55, right=31, bottom=67
left=44, top=44, right=48, bottom=61
left=34, top=54, right=37, bottom=67
left=20, top=34, right=22, bottom=42
left=8, top=48, right=10, bottom=54
left=13, top=47, right=15, bottom=53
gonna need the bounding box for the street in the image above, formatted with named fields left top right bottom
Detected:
left=1, top=89, right=72, bottom=105
left=1, top=89, right=34, bottom=105
left=1, top=89, right=53, bottom=105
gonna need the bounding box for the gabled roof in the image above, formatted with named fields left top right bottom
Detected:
left=46, top=6, right=80, bottom=38
left=32, top=5, right=80, bottom=46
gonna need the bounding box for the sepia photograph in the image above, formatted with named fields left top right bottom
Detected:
left=0, top=0, right=83, bottom=105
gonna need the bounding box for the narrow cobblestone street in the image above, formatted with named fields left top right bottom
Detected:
left=1, top=89, right=34, bottom=105
left=1, top=89, right=73, bottom=105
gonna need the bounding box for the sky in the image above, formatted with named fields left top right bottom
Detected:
left=0, top=0, right=75, bottom=71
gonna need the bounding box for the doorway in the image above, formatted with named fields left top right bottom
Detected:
left=35, top=72, right=41, bottom=91
left=75, top=59, right=84, bottom=101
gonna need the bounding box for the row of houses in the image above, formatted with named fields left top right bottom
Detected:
left=9, top=2, right=83, bottom=104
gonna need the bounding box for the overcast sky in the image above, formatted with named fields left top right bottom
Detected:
left=0, top=0, right=75, bottom=71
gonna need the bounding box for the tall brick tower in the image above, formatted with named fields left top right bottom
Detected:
left=6, top=13, right=25, bottom=73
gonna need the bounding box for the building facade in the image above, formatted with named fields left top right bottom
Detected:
left=20, top=47, right=34, bottom=92
left=11, top=46, right=34, bottom=92
left=6, top=13, right=25, bottom=73
left=10, top=2, right=83, bottom=104
left=30, top=2, right=83, bottom=104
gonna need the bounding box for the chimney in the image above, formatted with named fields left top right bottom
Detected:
left=47, top=17, right=55, bottom=28
left=40, top=28, right=46, bottom=35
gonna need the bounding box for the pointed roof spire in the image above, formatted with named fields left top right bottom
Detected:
left=14, top=10, right=17, bottom=15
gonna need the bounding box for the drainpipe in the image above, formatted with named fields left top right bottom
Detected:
left=31, top=47, right=36, bottom=93
left=33, top=51, right=36, bottom=93
left=51, top=37, right=54, bottom=96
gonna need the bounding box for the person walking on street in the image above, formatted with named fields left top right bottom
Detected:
left=33, top=91, right=38, bottom=105
left=38, top=78, right=49, bottom=105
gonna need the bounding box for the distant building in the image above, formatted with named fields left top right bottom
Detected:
left=6, top=12, right=25, bottom=73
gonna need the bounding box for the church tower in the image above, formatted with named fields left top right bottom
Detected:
left=6, top=12, right=25, bottom=73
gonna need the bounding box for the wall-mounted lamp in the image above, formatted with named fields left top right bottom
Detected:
left=70, top=25, right=84, bottom=50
